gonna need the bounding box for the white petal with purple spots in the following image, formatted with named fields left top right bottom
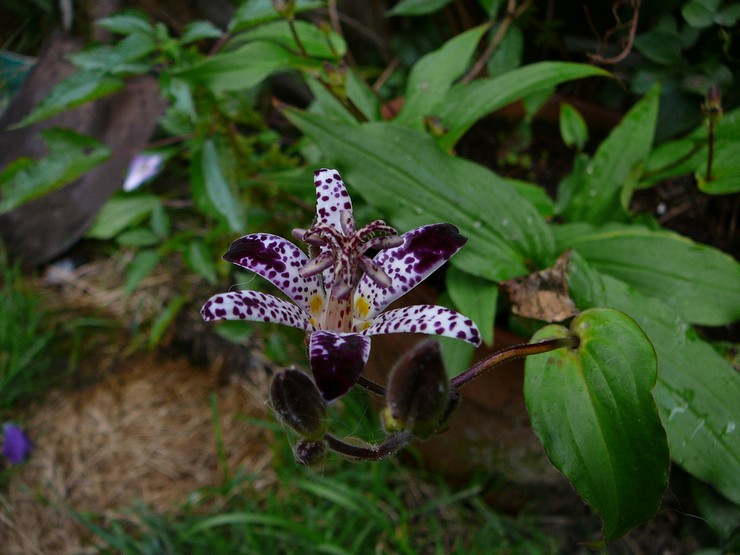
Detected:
left=313, top=168, right=353, bottom=233
left=223, top=233, right=320, bottom=314
left=360, top=304, right=481, bottom=346
left=201, top=290, right=314, bottom=330
left=354, top=223, right=467, bottom=320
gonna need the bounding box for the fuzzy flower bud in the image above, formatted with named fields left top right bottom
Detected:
left=270, top=369, right=328, bottom=440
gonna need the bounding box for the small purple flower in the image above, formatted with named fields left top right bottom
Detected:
left=122, top=152, right=164, bottom=192
left=201, top=169, right=481, bottom=401
left=2, top=423, right=32, bottom=465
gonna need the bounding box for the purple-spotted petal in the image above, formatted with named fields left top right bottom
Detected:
left=309, top=331, right=370, bottom=401
left=361, top=304, right=481, bottom=346
left=223, top=233, right=320, bottom=314
left=201, top=290, right=314, bottom=331
left=354, top=224, right=468, bottom=319
left=313, top=168, right=352, bottom=232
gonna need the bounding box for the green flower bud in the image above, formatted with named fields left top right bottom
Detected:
left=270, top=369, right=327, bottom=440
left=385, top=339, right=450, bottom=439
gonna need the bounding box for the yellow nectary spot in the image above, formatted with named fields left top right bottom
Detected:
left=310, top=295, right=324, bottom=316
left=355, top=295, right=370, bottom=319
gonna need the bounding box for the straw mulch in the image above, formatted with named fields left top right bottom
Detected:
left=0, top=350, right=274, bottom=555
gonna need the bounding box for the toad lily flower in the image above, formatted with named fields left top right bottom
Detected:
left=201, top=169, right=481, bottom=401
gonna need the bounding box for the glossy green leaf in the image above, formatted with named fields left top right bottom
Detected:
left=69, top=33, right=157, bottom=73
left=507, top=178, right=555, bottom=218
left=559, top=102, right=589, bottom=151
left=200, top=139, right=245, bottom=232
left=554, top=222, right=740, bottom=326
left=115, top=228, right=160, bottom=247
left=87, top=195, right=161, bottom=240
left=525, top=308, right=669, bottom=541
left=174, top=41, right=304, bottom=92
left=181, top=20, right=223, bottom=43
left=11, top=71, right=124, bottom=128
left=486, top=23, right=523, bottom=77
left=563, top=83, right=660, bottom=223
left=124, top=249, right=160, bottom=296
left=0, top=128, right=111, bottom=213
left=184, top=239, right=218, bottom=284
left=284, top=110, right=555, bottom=280
left=436, top=62, right=610, bottom=150
left=96, top=14, right=155, bottom=36
left=233, top=20, right=346, bottom=59
left=395, top=24, right=489, bottom=128
left=386, top=0, right=453, bottom=16
left=229, top=0, right=325, bottom=32
left=565, top=256, right=740, bottom=505
left=446, top=266, right=497, bottom=346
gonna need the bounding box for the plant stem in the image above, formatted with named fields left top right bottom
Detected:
left=325, top=432, right=412, bottom=461
left=450, top=335, right=578, bottom=390
left=357, top=375, right=386, bottom=397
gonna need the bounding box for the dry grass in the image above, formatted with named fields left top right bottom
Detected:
left=1, top=254, right=275, bottom=554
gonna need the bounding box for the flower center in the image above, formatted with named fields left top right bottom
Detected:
left=293, top=210, right=403, bottom=328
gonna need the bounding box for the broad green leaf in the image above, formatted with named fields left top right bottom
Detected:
left=306, top=76, right=358, bottom=123
left=115, top=228, right=160, bottom=247
left=506, top=178, right=555, bottom=218
left=68, top=33, right=157, bottom=73
left=486, top=23, right=523, bottom=77
left=87, top=194, right=161, bottom=239
left=96, top=13, right=155, bottom=35
left=396, top=24, right=489, bottom=128
left=446, top=266, right=497, bottom=346
left=184, top=239, right=218, bottom=284
left=11, top=71, right=124, bottom=128
left=437, top=62, right=610, bottom=151
left=233, top=20, right=346, bottom=59
left=229, top=0, right=326, bottom=32
left=0, top=128, right=111, bottom=213
left=640, top=107, right=740, bottom=190
left=634, top=30, right=683, bottom=65
left=387, top=0, right=453, bottom=16
left=566, top=256, right=740, bottom=505
left=284, top=110, right=555, bottom=280
left=563, top=83, right=660, bottom=223
left=554, top=222, right=740, bottom=326
left=124, top=248, right=160, bottom=296
left=559, top=102, right=589, bottom=151
left=525, top=308, right=669, bottom=541
left=346, top=69, right=380, bottom=121
left=181, top=20, right=223, bottom=44
left=174, top=41, right=304, bottom=92
left=200, top=139, right=245, bottom=232
left=682, top=0, right=717, bottom=28
left=148, top=294, right=186, bottom=349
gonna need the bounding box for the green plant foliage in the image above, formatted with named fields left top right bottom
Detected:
left=0, top=258, right=55, bottom=411
left=435, top=62, right=610, bottom=151
left=566, top=253, right=740, bottom=506
left=445, top=266, right=497, bottom=346
left=10, top=71, right=125, bottom=128
left=198, top=139, right=246, bottom=232
left=554, top=223, right=740, bottom=326
left=284, top=110, right=555, bottom=281
left=0, top=128, right=111, bottom=212
left=386, top=0, right=454, bottom=17
left=87, top=194, right=161, bottom=240
left=174, top=41, right=307, bottom=92
left=525, top=308, right=669, bottom=541
left=394, top=24, right=489, bottom=128
left=560, top=84, right=660, bottom=223
left=228, top=0, right=326, bottom=33
left=233, top=20, right=347, bottom=59
left=559, top=102, right=589, bottom=151
left=124, top=248, right=160, bottom=296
